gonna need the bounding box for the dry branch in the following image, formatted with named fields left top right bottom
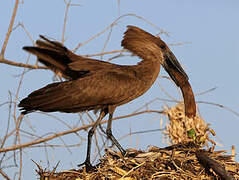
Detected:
left=0, top=0, right=19, bottom=59
left=196, top=150, right=235, bottom=180
left=0, top=58, right=47, bottom=69
left=0, top=110, right=162, bottom=153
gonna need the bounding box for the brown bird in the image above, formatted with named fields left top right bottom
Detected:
left=19, top=25, right=196, bottom=171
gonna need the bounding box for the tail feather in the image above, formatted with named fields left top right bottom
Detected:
left=23, top=35, right=116, bottom=80
left=23, top=35, right=80, bottom=79
left=23, top=46, right=68, bottom=72
left=36, top=35, right=68, bottom=53
left=18, top=82, right=74, bottom=113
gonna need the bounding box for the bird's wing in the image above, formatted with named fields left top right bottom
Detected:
left=23, top=36, right=117, bottom=80
left=18, top=68, right=140, bottom=114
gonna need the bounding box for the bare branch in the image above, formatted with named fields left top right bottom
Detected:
left=83, top=49, right=126, bottom=57
left=73, top=13, right=168, bottom=52
left=117, top=0, right=121, bottom=16
left=18, top=23, right=35, bottom=45
left=62, top=0, right=71, bottom=43
left=119, top=128, right=165, bottom=142
left=0, top=58, right=47, bottom=69
left=168, top=42, right=192, bottom=47
left=100, top=25, right=113, bottom=60
left=195, top=87, right=217, bottom=96
left=0, top=110, right=163, bottom=153
left=0, top=169, right=11, bottom=180
left=1, top=93, right=12, bottom=148
left=62, top=0, right=82, bottom=43
left=0, top=0, right=19, bottom=59
left=197, top=101, right=239, bottom=117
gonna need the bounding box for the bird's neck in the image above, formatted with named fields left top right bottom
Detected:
left=136, top=60, right=161, bottom=83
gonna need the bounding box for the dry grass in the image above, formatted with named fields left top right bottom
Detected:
left=36, top=145, right=239, bottom=179
left=164, top=103, right=215, bottom=146
left=36, top=103, right=239, bottom=180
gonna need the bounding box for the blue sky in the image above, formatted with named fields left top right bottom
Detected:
left=1, top=0, right=239, bottom=179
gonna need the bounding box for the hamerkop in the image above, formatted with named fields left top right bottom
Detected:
left=19, top=25, right=196, bottom=171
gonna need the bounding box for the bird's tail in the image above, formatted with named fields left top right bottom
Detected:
left=122, top=25, right=196, bottom=117
left=23, top=36, right=76, bottom=79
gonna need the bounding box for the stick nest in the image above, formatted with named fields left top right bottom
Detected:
left=37, top=145, right=239, bottom=180
left=37, top=103, right=239, bottom=179
left=163, top=103, right=213, bottom=145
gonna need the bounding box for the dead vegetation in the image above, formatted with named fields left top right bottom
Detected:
left=36, top=104, right=239, bottom=180
left=164, top=103, right=215, bottom=146
left=37, top=146, right=239, bottom=180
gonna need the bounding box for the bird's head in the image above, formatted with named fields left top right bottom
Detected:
left=122, top=25, right=188, bottom=83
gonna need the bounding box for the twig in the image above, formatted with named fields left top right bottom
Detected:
left=0, top=93, right=12, bottom=168
left=92, top=131, right=102, bottom=163
left=13, top=114, right=24, bottom=167
left=0, top=0, right=19, bottom=59
left=83, top=49, right=126, bottom=57
left=119, top=128, right=165, bottom=142
left=62, top=0, right=71, bottom=43
left=197, top=101, right=239, bottom=117
left=158, top=82, right=178, bottom=102
left=73, top=13, right=168, bottom=52
left=62, top=0, right=82, bottom=43
left=0, top=110, right=163, bottom=153
left=19, top=23, right=35, bottom=45
left=28, top=143, right=82, bottom=148
left=18, top=148, right=23, bottom=180
left=168, top=42, right=192, bottom=47
left=195, top=87, right=217, bottom=96
left=1, top=93, right=12, bottom=149
left=108, top=53, right=128, bottom=61
left=13, top=55, right=30, bottom=178
left=133, top=98, right=161, bottom=113
left=117, top=0, right=120, bottom=16
left=0, top=169, right=11, bottom=180
left=40, top=112, right=81, bottom=135
left=43, top=142, right=50, bottom=168
left=100, top=25, right=113, bottom=60
left=196, top=150, right=235, bottom=180
left=51, top=161, right=60, bottom=175
left=58, top=136, right=72, bottom=154
left=0, top=58, right=47, bottom=69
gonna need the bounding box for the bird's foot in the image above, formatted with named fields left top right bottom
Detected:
left=78, top=161, right=96, bottom=172
left=105, top=148, right=130, bottom=158
left=121, top=149, right=127, bottom=156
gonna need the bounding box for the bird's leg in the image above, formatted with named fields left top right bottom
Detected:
left=106, top=112, right=127, bottom=156
left=78, top=110, right=106, bottom=171
left=99, top=124, right=107, bottom=135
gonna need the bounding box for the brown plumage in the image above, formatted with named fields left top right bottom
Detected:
left=19, top=25, right=196, bottom=171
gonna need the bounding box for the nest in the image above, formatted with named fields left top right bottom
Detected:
left=37, top=144, right=239, bottom=180
left=37, top=103, right=239, bottom=179
left=163, top=103, right=214, bottom=145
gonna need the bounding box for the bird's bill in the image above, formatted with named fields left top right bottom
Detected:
left=163, top=49, right=189, bottom=86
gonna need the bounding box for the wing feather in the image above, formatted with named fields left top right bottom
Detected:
left=19, top=68, right=140, bottom=114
